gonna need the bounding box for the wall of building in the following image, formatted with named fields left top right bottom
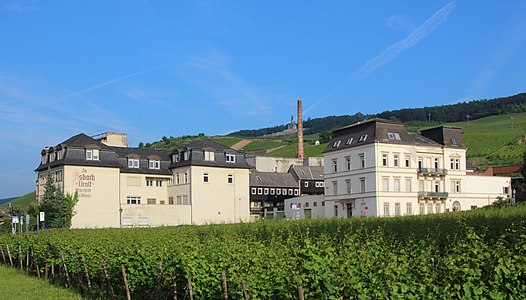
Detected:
left=63, top=165, right=121, bottom=228
left=284, top=195, right=325, bottom=219
left=247, top=156, right=305, bottom=173
left=189, top=166, right=250, bottom=224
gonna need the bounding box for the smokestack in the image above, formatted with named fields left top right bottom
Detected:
left=297, top=99, right=304, bottom=158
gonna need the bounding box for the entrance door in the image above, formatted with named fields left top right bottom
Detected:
left=304, top=209, right=312, bottom=219
left=346, top=203, right=353, bottom=218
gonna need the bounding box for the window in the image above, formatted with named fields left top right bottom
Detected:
left=322, top=201, right=325, bottom=206
left=451, top=180, right=461, bottom=193
left=169, top=197, right=174, bottom=205
left=435, top=204, right=441, bottom=214
left=86, top=149, right=99, bottom=160
left=313, top=201, right=317, bottom=207
left=276, top=188, right=281, bottom=195
left=418, top=157, right=423, bottom=169
left=450, top=158, right=460, bottom=170
left=406, top=203, right=412, bottom=215
left=382, top=177, right=389, bottom=192
left=147, top=198, right=156, bottom=205
left=146, top=179, right=153, bottom=187
left=172, top=154, right=180, bottom=163
left=288, top=189, right=293, bottom=195
left=434, top=158, right=439, bottom=170
left=434, top=181, right=440, bottom=192
left=305, top=202, right=309, bottom=208
left=56, top=151, right=63, bottom=160
left=419, top=180, right=424, bottom=192
left=203, top=151, right=215, bottom=161
left=345, top=156, right=351, bottom=170
left=156, top=180, right=162, bottom=187
left=419, top=203, right=425, bottom=215
left=283, top=188, right=287, bottom=195
left=184, top=172, right=188, bottom=184
left=405, top=178, right=412, bottom=192
left=332, top=159, right=338, bottom=173
left=382, top=153, right=388, bottom=167
left=345, top=138, right=353, bottom=145
left=304, top=181, right=309, bottom=187
left=176, top=196, right=182, bottom=205
left=346, top=179, right=351, bottom=194
left=387, top=132, right=401, bottom=140
left=383, top=203, right=390, bottom=216
left=128, top=158, right=139, bottom=168
left=393, top=154, right=399, bottom=167
left=149, top=160, right=160, bottom=169
left=258, top=188, right=263, bottom=195
left=126, top=196, right=141, bottom=204
left=360, top=177, right=366, bottom=193
left=270, top=188, right=275, bottom=195
left=251, top=188, right=256, bottom=195
left=358, top=134, right=367, bottom=142
left=228, top=174, right=233, bottom=184
left=427, top=203, right=433, bottom=214
left=333, top=181, right=338, bottom=195
left=183, top=195, right=190, bottom=205
left=55, top=170, right=63, bottom=182
left=332, top=140, right=341, bottom=148
left=264, top=188, right=269, bottom=195
left=176, top=174, right=180, bottom=185
left=504, top=186, right=509, bottom=194
left=226, top=153, right=236, bottom=163
left=405, top=156, right=410, bottom=168
left=395, top=203, right=401, bottom=216
left=394, top=178, right=400, bottom=192
left=334, top=205, right=339, bottom=217
left=452, top=201, right=461, bottom=211
left=203, top=173, right=209, bottom=183
left=294, top=189, right=299, bottom=196
left=359, top=153, right=365, bottom=168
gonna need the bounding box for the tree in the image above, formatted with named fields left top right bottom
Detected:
left=39, top=171, right=78, bottom=229
left=319, top=131, right=332, bottom=144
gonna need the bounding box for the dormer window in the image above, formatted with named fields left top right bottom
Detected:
left=128, top=158, right=139, bottom=168
left=345, top=138, right=353, bottom=145
left=86, top=149, right=99, bottom=160
left=172, top=154, right=180, bottom=163
left=49, top=152, right=56, bottom=162
left=332, top=140, right=341, bottom=148
left=451, top=137, right=457, bottom=145
left=226, top=153, right=236, bottom=163
left=203, top=150, right=215, bottom=161
left=358, top=135, right=368, bottom=142
left=183, top=151, right=190, bottom=161
left=56, top=150, right=63, bottom=160
left=149, top=160, right=160, bottom=169
left=387, top=133, right=401, bottom=140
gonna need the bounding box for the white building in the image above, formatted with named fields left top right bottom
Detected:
left=287, top=118, right=511, bottom=219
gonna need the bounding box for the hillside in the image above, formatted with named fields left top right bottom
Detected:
left=0, top=191, right=36, bottom=211
left=227, top=93, right=526, bottom=137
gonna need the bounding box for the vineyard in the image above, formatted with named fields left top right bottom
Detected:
left=1, top=205, right=526, bottom=299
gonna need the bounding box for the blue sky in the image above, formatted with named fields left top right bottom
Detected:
left=1, top=1, right=525, bottom=198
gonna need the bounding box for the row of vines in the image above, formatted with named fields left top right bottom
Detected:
left=1, top=205, right=526, bottom=299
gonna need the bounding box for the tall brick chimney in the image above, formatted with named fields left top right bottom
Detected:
left=297, top=99, right=304, bottom=158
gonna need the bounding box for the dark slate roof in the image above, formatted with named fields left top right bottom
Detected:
left=323, top=118, right=452, bottom=153
left=250, top=171, right=298, bottom=187
left=36, top=133, right=171, bottom=174
left=170, top=139, right=250, bottom=169
left=59, top=133, right=112, bottom=149
left=114, top=147, right=170, bottom=160
left=289, top=166, right=324, bottom=180
left=182, top=139, right=235, bottom=153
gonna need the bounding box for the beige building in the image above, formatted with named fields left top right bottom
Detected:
left=36, top=133, right=250, bottom=228
left=286, top=118, right=511, bottom=219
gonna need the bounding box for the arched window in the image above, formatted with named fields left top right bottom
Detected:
left=452, top=201, right=461, bottom=212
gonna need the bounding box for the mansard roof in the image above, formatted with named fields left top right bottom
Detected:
left=289, top=165, right=324, bottom=180
left=169, top=139, right=249, bottom=169
left=323, top=118, right=457, bottom=153
left=250, top=170, right=298, bottom=188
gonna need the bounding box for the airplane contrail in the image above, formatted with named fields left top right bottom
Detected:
left=304, top=1, right=456, bottom=115
left=49, top=63, right=169, bottom=103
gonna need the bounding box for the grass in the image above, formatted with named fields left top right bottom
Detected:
left=0, top=191, right=36, bottom=210
left=241, top=139, right=288, bottom=151
left=0, top=265, right=81, bottom=299
left=210, top=136, right=243, bottom=147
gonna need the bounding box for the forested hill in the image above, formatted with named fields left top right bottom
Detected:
left=228, top=93, right=526, bottom=137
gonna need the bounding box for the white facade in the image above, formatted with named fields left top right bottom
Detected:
left=291, top=119, right=512, bottom=220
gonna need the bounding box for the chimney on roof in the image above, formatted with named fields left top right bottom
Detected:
left=297, top=99, right=304, bottom=158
